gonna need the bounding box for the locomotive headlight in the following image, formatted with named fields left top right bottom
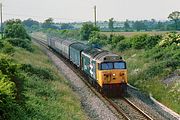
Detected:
left=113, top=73, right=116, bottom=76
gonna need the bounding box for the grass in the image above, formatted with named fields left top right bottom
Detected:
left=11, top=44, right=88, bottom=120
left=101, top=31, right=180, bottom=37
left=115, top=48, right=180, bottom=114
left=33, top=31, right=180, bottom=114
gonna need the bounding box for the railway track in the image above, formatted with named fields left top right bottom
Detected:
left=112, top=97, right=153, bottom=120
left=33, top=36, right=154, bottom=120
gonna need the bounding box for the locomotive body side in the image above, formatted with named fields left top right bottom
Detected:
left=81, top=48, right=105, bottom=80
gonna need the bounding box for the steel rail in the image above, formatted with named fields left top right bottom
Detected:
left=33, top=36, right=153, bottom=120
left=123, top=97, right=153, bottom=120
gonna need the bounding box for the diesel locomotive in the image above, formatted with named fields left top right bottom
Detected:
left=47, top=37, right=128, bottom=96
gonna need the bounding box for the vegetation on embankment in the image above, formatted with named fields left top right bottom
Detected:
left=101, top=31, right=180, bottom=37
left=41, top=25, right=180, bottom=113
left=0, top=19, right=87, bottom=120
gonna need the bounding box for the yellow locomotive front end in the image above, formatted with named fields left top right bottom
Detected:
left=96, top=56, right=127, bottom=96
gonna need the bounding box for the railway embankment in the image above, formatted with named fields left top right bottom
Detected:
left=0, top=39, right=88, bottom=119
left=41, top=29, right=180, bottom=114
left=33, top=34, right=179, bottom=120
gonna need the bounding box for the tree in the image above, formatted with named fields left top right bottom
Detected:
left=80, top=23, right=99, bottom=40
left=42, top=18, right=58, bottom=29
left=4, top=19, right=30, bottom=40
left=45, top=18, right=53, bottom=24
left=133, top=21, right=147, bottom=31
left=23, top=18, right=39, bottom=28
left=156, top=21, right=165, bottom=30
left=108, top=18, right=114, bottom=31
left=168, top=11, right=180, bottom=30
left=61, top=23, right=74, bottom=30
left=124, top=19, right=130, bottom=31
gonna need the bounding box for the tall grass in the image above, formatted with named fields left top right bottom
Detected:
left=11, top=45, right=87, bottom=120
left=119, top=48, right=180, bottom=113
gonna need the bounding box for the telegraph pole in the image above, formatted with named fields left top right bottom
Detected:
left=0, top=3, right=3, bottom=39
left=94, top=5, right=97, bottom=26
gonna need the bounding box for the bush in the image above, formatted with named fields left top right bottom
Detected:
left=117, top=38, right=132, bottom=51
left=20, top=64, right=54, bottom=80
left=111, top=35, right=125, bottom=43
left=0, top=72, right=16, bottom=99
left=131, top=34, right=148, bottom=49
left=110, top=35, right=125, bottom=48
left=143, top=63, right=164, bottom=79
left=0, top=41, right=15, bottom=54
left=88, top=31, right=108, bottom=47
left=0, top=54, right=19, bottom=120
left=158, top=32, right=180, bottom=47
left=144, top=35, right=162, bottom=49
left=129, top=34, right=162, bottom=50
left=6, top=38, right=33, bottom=52
left=0, top=54, right=20, bottom=76
left=0, top=72, right=16, bottom=120
left=4, top=19, right=30, bottom=40
left=80, top=23, right=99, bottom=40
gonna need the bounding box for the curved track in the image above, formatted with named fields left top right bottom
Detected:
left=33, top=36, right=153, bottom=120
left=112, top=97, right=153, bottom=120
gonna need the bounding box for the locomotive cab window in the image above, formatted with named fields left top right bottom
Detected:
left=101, top=63, right=113, bottom=70
left=114, top=62, right=126, bottom=69
left=99, top=61, right=126, bottom=70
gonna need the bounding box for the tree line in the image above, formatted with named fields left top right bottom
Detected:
left=107, top=11, right=180, bottom=31
left=4, top=10, right=178, bottom=33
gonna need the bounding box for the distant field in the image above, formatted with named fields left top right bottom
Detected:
left=101, top=31, right=180, bottom=37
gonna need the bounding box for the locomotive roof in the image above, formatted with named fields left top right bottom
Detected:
left=70, top=42, right=88, bottom=51
left=94, top=52, right=122, bottom=63
left=83, top=48, right=107, bottom=58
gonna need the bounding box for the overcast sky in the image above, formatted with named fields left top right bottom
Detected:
left=1, top=0, right=180, bottom=22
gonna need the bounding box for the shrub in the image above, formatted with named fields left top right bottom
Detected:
left=0, top=72, right=16, bottom=120
left=0, top=55, right=18, bottom=120
left=6, top=38, right=33, bottom=52
left=0, top=72, right=16, bottom=99
left=0, top=54, right=20, bottom=76
left=117, top=38, right=132, bottom=51
left=143, top=63, right=164, bottom=79
left=131, top=34, right=148, bottom=49
left=111, top=35, right=125, bottom=44
left=144, top=35, right=162, bottom=49
left=0, top=41, right=15, bottom=54
left=88, top=31, right=108, bottom=47
left=20, top=64, right=54, bottom=80
left=4, top=19, right=30, bottom=40
left=110, top=35, right=125, bottom=48
left=80, top=23, right=99, bottom=40
left=158, top=32, right=180, bottom=47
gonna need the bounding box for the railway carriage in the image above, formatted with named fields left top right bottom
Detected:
left=48, top=37, right=64, bottom=54
left=69, top=42, right=88, bottom=67
left=61, top=40, right=77, bottom=59
left=47, top=37, right=56, bottom=48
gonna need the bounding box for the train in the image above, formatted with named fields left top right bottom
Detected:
left=47, top=37, right=128, bottom=96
